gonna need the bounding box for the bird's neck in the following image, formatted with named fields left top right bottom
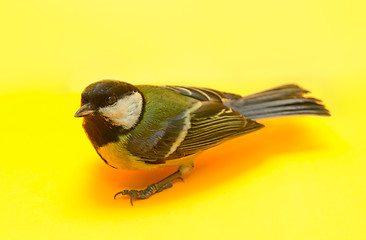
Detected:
left=83, top=115, right=126, bottom=148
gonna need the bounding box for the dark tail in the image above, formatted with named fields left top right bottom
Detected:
left=224, top=84, right=330, bottom=120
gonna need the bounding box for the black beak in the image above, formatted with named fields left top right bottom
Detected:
left=74, top=103, right=95, bottom=117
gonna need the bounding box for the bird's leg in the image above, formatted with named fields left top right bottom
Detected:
left=114, top=170, right=183, bottom=205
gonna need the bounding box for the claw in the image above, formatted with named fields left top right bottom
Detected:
left=113, top=191, right=122, bottom=199
left=114, top=190, right=138, bottom=205
left=129, top=194, right=134, bottom=206
left=114, top=190, right=128, bottom=199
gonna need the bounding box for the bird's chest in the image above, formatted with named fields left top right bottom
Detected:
left=96, top=142, right=157, bottom=170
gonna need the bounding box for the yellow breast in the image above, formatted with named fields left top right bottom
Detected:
left=96, top=141, right=157, bottom=170
left=96, top=141, right=200, bottom=171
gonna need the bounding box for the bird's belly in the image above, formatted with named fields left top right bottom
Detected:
left=96, top=142, right=157, bottom=170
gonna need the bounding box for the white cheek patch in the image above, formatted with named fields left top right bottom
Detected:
left=99, top=92, right=143, bottom=129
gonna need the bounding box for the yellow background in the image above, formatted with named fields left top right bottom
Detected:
left=1, top=0, right=365, bottom=239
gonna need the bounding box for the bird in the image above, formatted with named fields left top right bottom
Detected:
left=74, top=80, right=330, bottom=204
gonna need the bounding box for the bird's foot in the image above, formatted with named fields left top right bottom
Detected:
left=114, top=182, right=173, bottom=205
left=114, top=170, right=184, bottom=205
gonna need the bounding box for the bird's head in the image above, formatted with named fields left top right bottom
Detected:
left=74, top=80, right=145, bottom=130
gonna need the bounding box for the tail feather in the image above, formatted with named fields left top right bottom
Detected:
left=224, top=84, right=330, bottom=120
left=242, top=84, right=308, bottom=102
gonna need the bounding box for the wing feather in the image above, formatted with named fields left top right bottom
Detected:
left=165, top=86, right=242, bottom=102
left=131, top=102, right=263, bottom=163
left=176, top=105, right=263, bottom=155
left=127, top=104, right=199, bottom=162
left=127, top=87, right=263, bottom=164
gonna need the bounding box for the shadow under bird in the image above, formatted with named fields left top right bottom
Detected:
left=74, top=80, right=330, bottom=205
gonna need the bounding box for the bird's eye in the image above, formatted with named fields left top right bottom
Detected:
left=106, top=96, right=117, bottom=105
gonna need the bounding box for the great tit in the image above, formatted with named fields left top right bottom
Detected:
left=74, top=80, right=330, bottom=204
